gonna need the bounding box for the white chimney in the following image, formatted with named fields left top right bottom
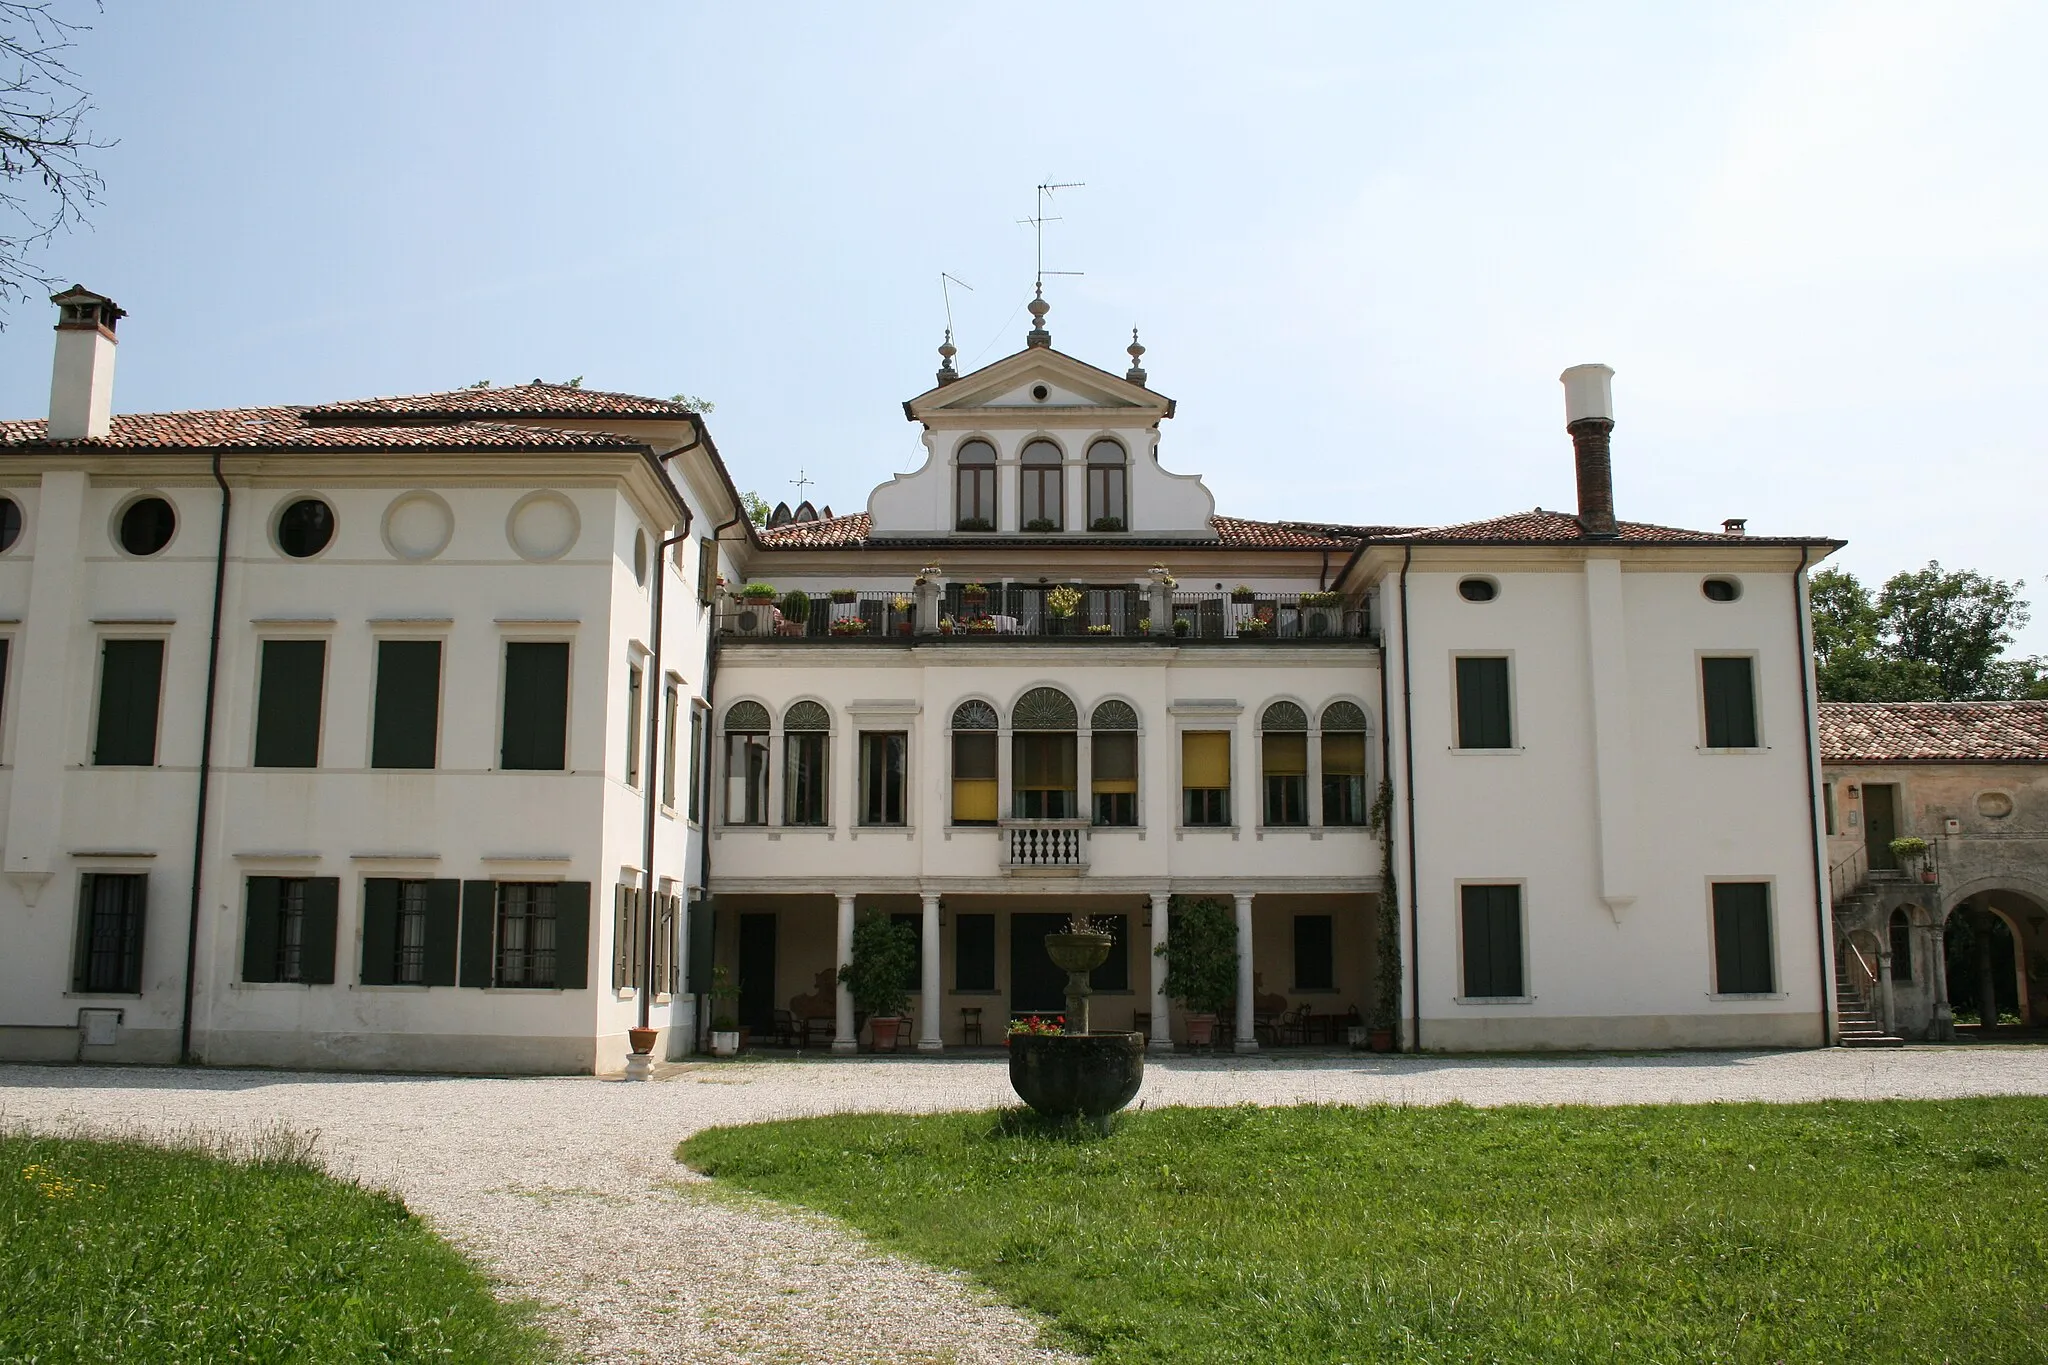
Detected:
left=1559, top=363, right=1617, bottom=539
left=47, top=285, right=124, bottom=441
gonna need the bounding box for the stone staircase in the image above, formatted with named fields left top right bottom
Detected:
left=1835, top=967, right=1905, bottom=1048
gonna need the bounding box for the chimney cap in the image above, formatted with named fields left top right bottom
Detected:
left=1722, top=517, right=1748, bottom=536
left=50, top=284, right=124, bottom=335
left=1559, top=363, right=1614, bottom=425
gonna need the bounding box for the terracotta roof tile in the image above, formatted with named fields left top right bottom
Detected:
left=1380, top=507, right=1831, bottom=546
left=0, top=408, right=643, bottom=452
left=304, top=382, right=699, bottom=422
left=1819, top=701, right=2048, bottom=763
left=756, top=511, right=873, bottom=547
left=753, top=513, right=1374, bottom=551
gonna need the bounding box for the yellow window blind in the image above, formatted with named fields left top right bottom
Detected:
left=1183, top=730, right=1231, bottom=789
left=952, top=779, right=999, bottom=822
left=1262, top=733, right=1307, bottom=777
left=1322, top=732, right=1366, bottom=777
left=1092, top=732, right=1138, bottom=794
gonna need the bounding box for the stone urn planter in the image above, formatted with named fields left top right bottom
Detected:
left=1009, top=1032, right=1146, bottom=1134
left=709, top=1030, right=739, bottom=1057
left=628, top=1026, right=658, bottom=1055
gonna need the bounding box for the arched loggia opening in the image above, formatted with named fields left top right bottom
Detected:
left=1943, top=893, right=2041, bottom=1032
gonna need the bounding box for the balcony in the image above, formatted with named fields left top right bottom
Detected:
left=999, top=818, right=1090, bottom=874
left=718, top=586, right=1375, bottom=644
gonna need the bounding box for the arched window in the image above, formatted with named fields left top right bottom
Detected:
left=951, top=700, right=999, bottom=825
left=1020, top=439, right=1063, bottom=531
left=1889, top=908, right=1913, bottom=983
left=1321, top=701, right=1369, bottom=826
left=1090, top=699, right=1139, bottom=826
left=956, top=440, right=996, bottom=531
left=1012, top=687, right=1077, bottom=817
left=1261, top=701, right=1309, bottom=827
left=1087, top=439, right=1127, bottom=530
left=722, top=701, right=770, bottom=825
left=783, top=701, right=830, bottom=826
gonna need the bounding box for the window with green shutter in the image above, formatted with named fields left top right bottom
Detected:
left=1460, top=883, right=1524, bottom=998
left=1702, top=656, right=1759, bottom=748
left=1712, top=882, right=1774, bottom=994
left=94, top=639, right=164, bottom=766
left=72, top=873, right=147, bottom=994
left=359, top=877, right=458, bottom=986
left=241, top=876, right=338, bottom=984
left=1455, top=656, right=1513, bottom=750
left=371, top=640, right=441, bottom=769
left=253, top=640, right=325, bottom=768
left=501, top=642, right=570, bottom=770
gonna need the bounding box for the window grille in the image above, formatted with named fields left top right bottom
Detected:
left=496, top=883, right=559, bottom=987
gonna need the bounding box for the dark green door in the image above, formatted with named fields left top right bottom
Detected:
left=737, top=914, right=776, bottom=1031
left=1865, top=784, right=1898, bottom=869
left=1010, top=912, right=1068, bottom=1014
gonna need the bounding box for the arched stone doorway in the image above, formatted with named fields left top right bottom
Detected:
left=1941, top=889, right=2046, bottom=1034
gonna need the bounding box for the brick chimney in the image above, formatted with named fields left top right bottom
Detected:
left=1559, top=363, right=1616, bottom=539
left=47, top=285, right=124, bottom=441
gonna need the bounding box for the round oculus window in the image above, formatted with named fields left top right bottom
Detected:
left=1030, top=383, right=1050, bottom=401
left=1703, top=577, right=1740, bottom=602
left=0, top=496, right=20, bottom=553
left=276, top=498, right=336, bottom=558
left=118, top=496, right=176, bottom=556
left=1458, top=577, right=1497, bottom=602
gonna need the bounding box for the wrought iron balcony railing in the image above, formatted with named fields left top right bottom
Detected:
left=718, top=585, right=1375, bottom=643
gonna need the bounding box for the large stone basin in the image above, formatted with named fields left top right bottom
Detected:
left=1008, top=1032, right=1146, bottom=1128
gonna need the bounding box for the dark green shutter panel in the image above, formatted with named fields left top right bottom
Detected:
left=1461, top=884, right=1523, bottom=997
left=424, top=879, right=461, bottom=986
left=1714, top=883, right=1772, bottom=993
left=299, top=877, right=339, bottom=985
left=955, top=914, right=995, bottom=991
left=0, top=638, right=10, bottom=730
left=459, top=880, right=496, bottom=988
left=372, top=641, right=441, bottom=769
left=1703, top=657, right=1758, bottom=748
left=71, top=873, right=96, bottom=993
left=1090, top=914, right=1130, bottom=992
left=686, top=898, right=714, bottom=994
left=553, top=881, right=591, bottom=989
left=122, top=876, right=148, bottom=994
left=612, top=884, right=634, bottom=989
left=241, top=877, right=281, bottom=983
left=253, top=640, right=325, bottom=768
left=360, top=878, right=399, bottom=986
left=501, top=642, right=569, bottom=770
left=1456, top=657, right=1511, bottom=749
left=95, top=639, right=164, bottom=765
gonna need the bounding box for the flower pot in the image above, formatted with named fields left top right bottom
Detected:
left=870, top=1016, right=906, bottom=1052
left=1185, top=1012, right=1217, bottom=1047
left=1368, top=1027, right=1395, bottom=1053
left=1008, top=1032, right=1146, bottom=1128
left=897, top=621, right=913, bottom=637
left=628, top=1026, right=658, bottom=1056
left=1920, top=870, right=1937, bottom=883
left=709, top=1030, right=739, bottom=1057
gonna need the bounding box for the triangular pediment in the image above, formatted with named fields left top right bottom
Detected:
left=905, top=346, right=1174, bottom=424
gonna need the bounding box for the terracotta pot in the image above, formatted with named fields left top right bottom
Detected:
left=870, top=1016, right=905, bottom=1052
left=1369, top=1027, right=1395, bottom=1053
left=627, top=1026, right=658, bottom=1056
left=1185, top=1012, right=1217, bottom=1047
left=1921, top=870, right=1938, bottom=883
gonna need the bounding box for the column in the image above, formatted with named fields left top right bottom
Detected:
left=1075, top=731, right=1092, bottom=824
left=1149, top=891, right=1172, bottom=1052
left=1877, top=948, right=1896, bottom=1036
left=833, top=894, right=857, bottom=1053
left=1233, top=892, right=1258, bottom=1053
left=1929, top=916, right=1955, bottom=1040
left=1975, top=907, right=2001, bottom=1034
left=918, top=892, right=943, bottom=1051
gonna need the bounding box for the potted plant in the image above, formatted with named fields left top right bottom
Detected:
left=1230, top=584, right=1257, bottom=604
left=1045, top=584, right=1082, bottom=634
left=966, top=616, right=997, bottom=635
left=628, top=1025, right=659, bottom=1057
left=1006, top=1013, right=1065, bottom=1047
left=837, top=915, right=918, bottom=1052
left=1086, top=623, right=1114, bottom=635
left=740, top=581, right=778, bottom=602
left=707, top=965, right=740, bottom=1057
left=1172, top=616, right=1191, bottom=638
left=1237, top=610, right=1272, bottom=638
left=1024, top=517, right=1058, bottom=533
left=829, top=616, right=871, bottom=636
left=961, top=581, right=989, bottom=606
left=939, top=615, right=957, bottom=635
left=957, top=516, right=994, bottom=532
left=829, top=588, right=857, bottom=604
left=778, top=590, right=811, bottom=636
left=1091, top=516, right=1126, bottom=532
left=1891, top=835, right=1935, bottom=883
left=892, top=593, right=914, bottom=636
left=1155, top=895, right=1239, bottom=1048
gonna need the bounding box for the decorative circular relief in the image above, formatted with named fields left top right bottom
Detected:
left=1977, top=791, right=2015, bottom=819
left=507, top=491, right=579, bottom=562
left=382, top=491, right=454, bottom=561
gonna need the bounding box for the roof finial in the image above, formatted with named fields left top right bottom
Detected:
left=1026, top=283, right=1051, bottom=348
left=936, top=326, right=959, bottom=385
left=1125, top=326, right=1148, bottom=386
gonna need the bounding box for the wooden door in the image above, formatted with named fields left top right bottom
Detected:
left=737, top=913, right=777, bottom=1030
left=1010, top=913, right=1068, bottom=1014
left=1864, top=784, right=1898, bottom=869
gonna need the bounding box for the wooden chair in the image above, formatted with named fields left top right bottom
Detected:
left=1279, top=1004, right=1312, bottom=1047
left=771, top=1009, right=799, bottom=1048
left=801, top=1015, right=834, bottom=1048
left=960, top=1006, right=983, bottom=1045
left=1253, top=1010, right=1283, bottom=1046
left=1133, top=1011, right=1151, bottom=1039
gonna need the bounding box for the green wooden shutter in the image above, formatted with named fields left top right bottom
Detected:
left=1295, top=914, right=1335, bottom=991
left=553, top=881, right=591, bottom=989
left=94, top=639, right=164, bottom=765
left=1702, top=657, right=1758, bottom=748
left=0, top=638, right=10, bottom=731
left=424, top=879, right=461, bottom=986
left=241, top=877, right=281, bottom=983
left=121, top=876, right=147, bottom=994
left=1456, top=657, right=1511, bottom=749
left=686, top=898, right=715, bottom=994
left=253, top=640, right=325, bottom=768
left=71, top=873, right=96, bottom=993
left=459, top=880, right=496, bottom=988
left=1713, top=883, right=1773, bottom=993
left=371, top=640, right=441, bottom=769
left=300, top=877, right=339, bottom=985
left=611, top=884, right=634, bottom=990
left=360, top=878, right=399, bottom=986
left=1461, top=884, right=1523, bottom=997
left=501, top=642, right=569, bottom=770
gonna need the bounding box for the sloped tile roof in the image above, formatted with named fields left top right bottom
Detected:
left=1819, top=701, right=2048, bottom=763
left=303, top=382, right=700, bottom=422
left=753, top=513, right=1378, bottom=551
left=0, top=407, right=644, bottom=452
left=1380, top=507, right=1832, bottom=546
left=756, top=511, right=873, bottom=547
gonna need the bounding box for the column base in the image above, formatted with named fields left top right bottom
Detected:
left=623, top=1051, right=656, bottom=1082
left=916, top=1039, right=944, bottom=1053
left=1147, top=1037, right=1176, bottom=1054
left=1233, top=1038, right=1261, bottom=1054
left=831, top=1038, right=859, bottom=1055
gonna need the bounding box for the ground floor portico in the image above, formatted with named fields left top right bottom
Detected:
left=705, top=887, right=1383, bottom=1052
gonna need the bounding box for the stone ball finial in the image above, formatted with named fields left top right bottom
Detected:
left=1025, top=286, right=1051, bottom=348
left=1124, top=326, right=1148, bottom=385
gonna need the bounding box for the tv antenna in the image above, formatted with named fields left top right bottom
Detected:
left=1018, top=181, right=1085, bottom=292
left=940, top=272, right=974, bottom=333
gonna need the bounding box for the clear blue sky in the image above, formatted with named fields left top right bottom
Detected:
left=4, top=2, right=2044, bottom=651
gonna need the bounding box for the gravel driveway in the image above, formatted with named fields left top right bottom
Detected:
left=6, top=1046, right=2048, bottom=1364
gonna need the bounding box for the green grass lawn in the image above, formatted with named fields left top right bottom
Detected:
left=683, top=1099, right=2048, bottom=1364
left=1, top=1128, right=549, bottom=1364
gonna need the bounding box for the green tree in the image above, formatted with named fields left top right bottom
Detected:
left=1811, top=562, right=2046, bottom=701
left=737, top=490, right=772, bottom=526
left=1155, top=896, right=1239, bottom=1015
